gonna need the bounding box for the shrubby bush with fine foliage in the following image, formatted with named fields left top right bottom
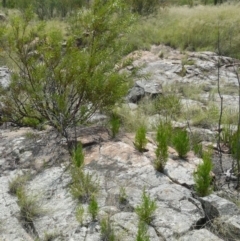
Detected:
left=0, top=0, right=135, bottom=151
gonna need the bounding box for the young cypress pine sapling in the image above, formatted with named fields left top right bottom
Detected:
left=135, top=189, right=157, bottom=224
left=109, top=111, right=121, bottom=138
left=134, top=125, right=148, bottom=152
left=72, top=144, right=84, bottom=168
left=154, top=121, right=171, bottom=172
left=172, top=128, right=190, bottom=158
left=88, top=195, right=99, bottom=221
left=136, top=221, right=150, bottom=241
left=194, top=151, right=213, bottom=197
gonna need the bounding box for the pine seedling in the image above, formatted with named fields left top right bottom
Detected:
left=135, top=189, right=157, bottom=224
left=88, top=195, right=99, bottom=221
left=194, top=151, right=213, bottom=197
left=154, top=122, right=170, bottom=172
left=109, top=112, right=121, bottom=138
left=172, top=128, right=190, bottom=158
left=136, top=221, right=150, bottom=241
left=134, top=125, right=148, bottom=152
left=72, top=144, right=84, bottom=168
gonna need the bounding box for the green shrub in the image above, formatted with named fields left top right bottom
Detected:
left=88, top=195, right=99, bottom=221
left=117, top=107, right=148, bottom=132
left=194, top=151, right=213, bottom=197
left=172, top=128, right=190, bottom=158
left=136, top=221, right=150, bottom=241
left=154, top=122, right=171, bottom=172
left=135, top=189, right=157, bottom=224
left=0, top=0, right=134, bottom=152
left=134, top=125, right=148, bottom=152
left=109, top=112, right=121, bottom=138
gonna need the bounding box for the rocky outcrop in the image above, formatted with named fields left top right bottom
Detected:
left=0, top=126, right=229, bottom=241
left=128, top=45, right=240, bottom=110
left=1, top=45, right=240, bottom=240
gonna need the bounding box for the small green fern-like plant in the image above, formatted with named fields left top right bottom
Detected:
left=154, top=122, right=171, bottom=172
left=172, top=128, right=190, bottom=158
left=134, top=125, right=148, bottom=152
left=135, top=189, right=157, bottom=224
left=194, top=151, right=213, bottom=197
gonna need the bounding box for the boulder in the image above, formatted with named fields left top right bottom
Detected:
left=200, top=194, right=240, bottom=220
left=213, top=215, right=240, bottom=241
left=0, top=13, right=6, bottom=21
left=127, top=86, right=145, bottom=103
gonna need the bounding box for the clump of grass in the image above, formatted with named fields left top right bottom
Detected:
left=117, top=106, right=148, bottom=132
left=9, top=173, right=31, bottom=195
left=191, top=104, right=219, bottom=129
left=76, top=205, right=85, bottom=225
left=119, top=186, right=127, bottom=204
left=135, top=189, right=157, bottom=225
left=17, top=187, right=43, bottom=223
left=24, top=131, right=40, bottom=139
left=134, top=125, right=148, bottom=152
left=70, top=168, right=99, bottom=203
left=154, top=94, right=181, bottom=121
left=172, top=128, right=190, bottom=158
left=127, top=4, right=240, bottom=59
left=191, top=134, right=203, bottom=158
left=100, top=216, right=117, bottom=241
left=194, top=151, right=213, bottom=197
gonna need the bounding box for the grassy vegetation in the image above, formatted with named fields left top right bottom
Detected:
left=9, top=173, right=31, bottom=195
left=17, top=187, right=43, bottom=223
left=128, top=3, right=240, bottom=58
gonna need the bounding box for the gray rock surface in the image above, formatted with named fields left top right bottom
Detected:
left=200, top=194, right=240, bottom=219
left=0, top=126, right=226, bottom=241
left=179, top=229, right=223, bottom=241
left=0, top=67, right=10, bottom=88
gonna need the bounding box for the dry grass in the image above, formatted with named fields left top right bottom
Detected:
left=128, top=3, right=240, bottom=58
